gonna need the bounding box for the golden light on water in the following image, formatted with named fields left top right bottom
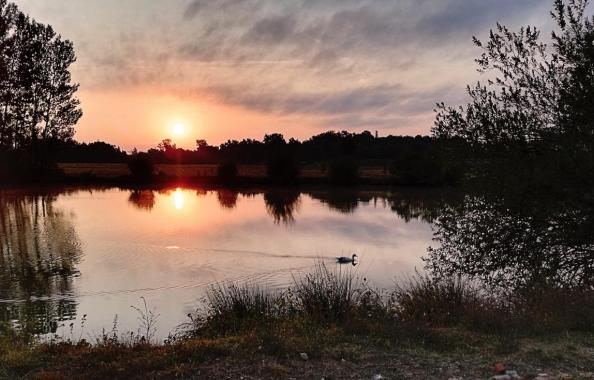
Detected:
left=173, top=188, right=185, bottom=210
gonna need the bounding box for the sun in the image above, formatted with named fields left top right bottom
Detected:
left=172, top=123, right=187, bottom=136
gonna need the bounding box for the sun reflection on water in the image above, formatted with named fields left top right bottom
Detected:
left=173, top=188, right=185, bottom=210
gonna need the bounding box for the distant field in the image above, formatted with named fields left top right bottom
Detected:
left=58, top=163, right=391, bottom=180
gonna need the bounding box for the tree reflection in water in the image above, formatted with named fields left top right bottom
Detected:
left=216, top=189, right=239, bottom=210
left=128, top=190, right=156, bottom=211
left=426, top=195, right=594, bottom=292
left=0, top=191, right=82, bottom=334
left=264, top=191, right=301, bottom=225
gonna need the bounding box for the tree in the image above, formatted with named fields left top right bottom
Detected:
left=196, top=139, right=208, bottom=149
left=433, top=0, right=594, bottom=192
left=0, top=1, right=81, bottom=150
left=434, top=0, right=593, bottom=150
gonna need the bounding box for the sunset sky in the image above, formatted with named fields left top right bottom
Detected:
left=14, top=0, right=556, bottom=150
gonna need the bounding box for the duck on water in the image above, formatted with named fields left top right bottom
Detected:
left=337, top=254, right=358, bottom=265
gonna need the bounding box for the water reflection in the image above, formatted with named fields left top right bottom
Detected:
left=216, top=189, right=239, bottom=210
left=0, top=191, right=82, bottom=334
left=264, top=190, right=301, bottom=224
left=426, top=195, right=594, bottom=291
left=172, top=188, right=185, bottom=210
left=11, top=186, right=588, bottom=337
left=0, top=186, right=449, bottom=336
left=128, top=190, right=156, bottom=211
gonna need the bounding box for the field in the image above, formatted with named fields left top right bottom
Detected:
left=57, top=163, right=392, bottom=180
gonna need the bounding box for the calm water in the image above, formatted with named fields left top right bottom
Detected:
left=0, top=186, right=449, bottom=339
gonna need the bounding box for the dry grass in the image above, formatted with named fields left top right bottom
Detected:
left=2, top=267, right=593, bottom=379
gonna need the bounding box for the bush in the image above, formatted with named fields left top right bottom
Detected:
left=127, top=152, right=155, bottom=180
left=266, top=153, right=299, bottom=183
left=189, top=283, right=279, bottom=335
left=393, top=276, right=489, bottom=327
left=0, top=149, right=63, bottom=183
left=217, top=161, right=238, bottom=182
left=328, top=158, right=359, bottom=185
left=389, top=152, right=453, bottom=185
left=291, top=263, right=360, bottom=323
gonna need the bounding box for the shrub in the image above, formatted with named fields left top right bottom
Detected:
left=392, top=275, right=487, bottom=327
left=190, top=283, right=280, bottom=335
left=0, top=149, right=63, bottom=183
left=389, top=152, right=445, bottom=185
left=328, top=158, right=359, bottom=185
left=266, top=153, right=299, bottom=183
left=127, top=152, right=154, bottom=180
left=216, top=161, right=238, bottom=182
left=291, top=263, right=360, bottom=323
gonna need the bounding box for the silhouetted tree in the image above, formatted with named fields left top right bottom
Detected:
left=217, top=161, right=238, bottom=183
left=128, top=152, right=155, bottom=181
left=0, top=2, right=81, bottom=148
left=328, top=158, right=359, bottom=185
left=433, top=0, right=594, bottom=190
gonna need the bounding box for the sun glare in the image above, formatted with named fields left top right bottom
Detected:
left=172, top=188, right=185, bottom=210
left=172, top=123, right=187, bottom=136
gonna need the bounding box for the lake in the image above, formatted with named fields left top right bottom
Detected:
left=0, top=186, right=453, bottom=340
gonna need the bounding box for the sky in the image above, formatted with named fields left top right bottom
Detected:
left=13, top=0, right=556, bottom=150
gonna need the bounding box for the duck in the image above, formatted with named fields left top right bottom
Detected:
left=337, top=254, right=358, bottom=264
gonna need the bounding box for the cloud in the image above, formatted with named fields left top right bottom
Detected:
left=16, top=0, right=563, bottom=135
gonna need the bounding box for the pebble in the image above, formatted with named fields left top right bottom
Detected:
left=490, top=371, right=520, bottom=380
left=299, top=352, right=309, bottom=361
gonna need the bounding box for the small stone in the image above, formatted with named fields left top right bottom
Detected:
left=299, top=352, right=309, bottom=361
left=505, top=370, right=520, bottom=380
left=495, top=363, right=507, bottom=374
left=372, top=375, right=384, bottom=380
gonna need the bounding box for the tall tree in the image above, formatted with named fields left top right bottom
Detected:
left=0, top=1, right=81, bottom=150
left=433, top=0, right=594, bottom=192
left=433, top=0, right=593, bottom=148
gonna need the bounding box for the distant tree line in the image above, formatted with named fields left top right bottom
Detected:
left=0, top=0, right=81, bottom=180
left=117, top=131, right=462, bottom=185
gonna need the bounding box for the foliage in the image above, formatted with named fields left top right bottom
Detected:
left=216, top=161, right=238, bottom=182
left=127, top=152, right=155, bottom=180
left=266, top=153, right=300, bottom=182
left=290, top=263, right=362, bottom=323
left=327, top=157, right=359, bottom=185
left=433, top=0, right=594, bottom=190
left=427, top=195, right=594, bottom=291
left=0, top=0, right=81, bottom=149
